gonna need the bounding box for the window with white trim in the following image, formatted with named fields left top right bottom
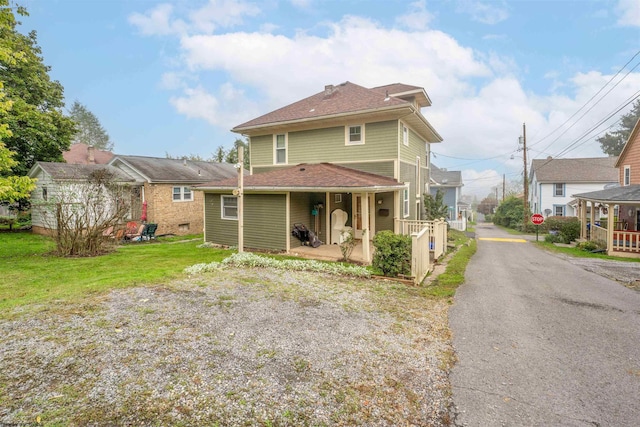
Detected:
left=173, top=186, right=193, bottom=201
left=554, top=204, right=564, bottom=216
left=403, top=125, right=409, bottom=146
left=346, top=125, right=364, bottom=145
left=624, top=166, right=630, bottom=186
left=274, top=134, right=287, bottom=164
left=553, top=183, right=564, bottom=197
left=221, top=195, right=238, bottom=220
left=403, top=183, right=410, bottom=218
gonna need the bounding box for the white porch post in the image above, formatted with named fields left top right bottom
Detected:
left=361, top=192, right=371, bottom=263
left=579, top=199, right=587, bottom=240
left=607, top=204, right=614, bottom=256
left=325, top=192, right=330, bottom=245
left=589, top=201, right=595, bottom=240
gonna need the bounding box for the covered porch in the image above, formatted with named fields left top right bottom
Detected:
left=574, top=185, right=640, bottom=258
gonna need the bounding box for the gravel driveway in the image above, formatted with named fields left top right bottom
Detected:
left=1, top=267, right=453, bottom=426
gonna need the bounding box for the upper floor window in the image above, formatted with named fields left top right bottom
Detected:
left=173, top=186, right=193, bottom=201
left=274, top=134, right=287, bottom=164
left=403, top=125, right=409, bottom=146
left=221, top=195, right=238, bottom=220
left=42, top=186, right=48, bottom=201
left=346, top=125, right=364, bottom=145
left=624, top=166, right=631, bottom=186
left=553, top=183, right=564, bottom=197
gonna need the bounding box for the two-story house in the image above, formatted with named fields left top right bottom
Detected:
left=196, top=82, right=443, bottom=261
left=529, top=156, right=618, bottom=217
left=429, top=164, right=463, bottom=220
left=574, top=118, right=640, bottom=257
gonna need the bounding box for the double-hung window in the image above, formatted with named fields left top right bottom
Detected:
left=221, top=195, right=238, bottom=220
left=553, top=183, right=564, bottom=197
left=346, top=125, right=364, bottom=145
left=554, top=205, right=565, bottom=216
left=274, top=134, right=287, bottom=164
left=624, top=166, right=631, bottom=186
left=173, top=186, right=193, bottom=201
left=403, top=183, right=410, bottom=218
left=403, top=125, right=409, bottom=146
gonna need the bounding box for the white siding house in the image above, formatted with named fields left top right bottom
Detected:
left=529, top=157, right=618, bottom=217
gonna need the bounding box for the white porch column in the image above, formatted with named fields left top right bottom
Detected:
left=325, top=192, right=330, bottom=245
left=579, top=199, right=587, bottom=240
left=607, top=204, right=614, bottom=256
left=589, top=201, right=595, bottom=239
left=361, top=192, right=371, bottom=263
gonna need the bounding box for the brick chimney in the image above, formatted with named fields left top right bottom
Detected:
left=88, top=145, right=95, bottom=164
left=324, top=84, right=335, bottom=95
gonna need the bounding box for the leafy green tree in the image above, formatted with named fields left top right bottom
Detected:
left=492, top=196, right=524, bottom=229
left=477, top=196, right=498, bottom=215
left=423, top=188, right=449, bottom=220
left=598, top=99, right=640, bottom=156
left=213, top=145, right=226, bottom=162
left=225, top=138, right=249, bottom=170
left=0, top=1, right=75, bottom=176
left=68, top=101, right=113, bottom=151
left=0, top=142, right=35, bottom=203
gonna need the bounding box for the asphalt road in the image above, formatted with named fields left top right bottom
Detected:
left=449, top=222, right=640, bottom=426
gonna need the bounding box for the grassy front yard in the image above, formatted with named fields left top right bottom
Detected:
left=0, top=232, right=231, bottom=315
left=0, top=231, right=457, bottom=425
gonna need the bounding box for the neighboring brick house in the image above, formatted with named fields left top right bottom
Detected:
left=196, top=81, right=443, bottom=261
left=574, top=118, right=640, bottom=257
left=108, top=156, right=237, bottom=236
left=529, top=156, right=618, bottom=217
left=429, top=164, right=463, bottom=219
left=63, top=143, right=114, bottom=165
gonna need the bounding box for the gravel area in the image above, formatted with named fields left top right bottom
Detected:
left=0, top=267, right=453, bottom=426
left=551, top=253, right=640, bottom=291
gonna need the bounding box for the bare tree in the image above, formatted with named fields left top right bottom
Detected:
left=38, top=169, right=132, bottom=256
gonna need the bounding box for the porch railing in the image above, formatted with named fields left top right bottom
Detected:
left=396, top=219, right=448, bottom=283
left=411, top=226, right=431, bottom=285
left=447, top=217, right=467, bottom=231
left=612, top=231, right=640, bottom=253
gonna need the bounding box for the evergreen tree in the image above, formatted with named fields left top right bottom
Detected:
left=597, top=99, right=640, bottom=156
left=68, top=101, right=113, bottom=151
left=423, top=189, right=449, bottom=220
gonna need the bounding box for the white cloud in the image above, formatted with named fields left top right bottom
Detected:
left=456, top=0, right=509, bottom=25
left=128, top=3, right=187, bottom=36
left=396, top=0, right=435, bottom=30
left=616, top=0, right=640, bottom=26
left=129, top=0, right=260, bottom=36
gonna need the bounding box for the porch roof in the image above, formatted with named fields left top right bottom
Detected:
left=194, top=162, right=406, bottom=193
left=573, top=184, right=640, bottom=204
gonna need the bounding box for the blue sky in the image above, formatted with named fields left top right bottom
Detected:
left=18, top=0, right=640, bottom=197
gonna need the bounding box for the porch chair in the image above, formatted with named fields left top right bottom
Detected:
left=125, top=223, right=146, bottom=240
left=140, top=223, right=158, bottom=241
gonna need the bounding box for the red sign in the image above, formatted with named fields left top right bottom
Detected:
left=531, top=213, right=545, bottom=225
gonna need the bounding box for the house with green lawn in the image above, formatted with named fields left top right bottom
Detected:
left=195, top=81, right=443, bottom=261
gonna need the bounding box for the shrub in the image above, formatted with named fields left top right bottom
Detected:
left=372, top=230, right=411, bottom=277
left=576, top=241, right=598, bottom=252
left=544, top=233, right=563, bottom=243
left=339, top=229, right=356, bottom=262
left=492, top=196, right=526, bottom=230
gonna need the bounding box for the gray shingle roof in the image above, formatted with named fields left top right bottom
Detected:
left=573, top=184, right=640, bottom=203
left=531, top=157, right=618, bottom=183
left=111, top=156, right=238, bottom=183
left=430, top=164, right=463, bottom=186
left=31, top=162, right=135, bottom=182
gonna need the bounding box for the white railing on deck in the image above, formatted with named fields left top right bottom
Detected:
left=411, top=226, right=431, bottom=285
left=396, top=219, right=448, bottom=283
left=447, top=217, right=467, bottom=231
left=612, top=231, right=640, bottom=253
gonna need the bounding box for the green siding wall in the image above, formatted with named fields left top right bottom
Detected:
left=400, top=161, right=419, bottom=220
left=399, top=123, right=428, bottom=165
left=335, top=161, right=395, bottom=178
left=204, top=193, right=237, bottom=246
left=250, top=134, right=273, bottom=167
left=374, top=191, right=395, bottom=232
left=204, top=192, right=287, bottom=250
left=290, top=192, right=312, bottom=249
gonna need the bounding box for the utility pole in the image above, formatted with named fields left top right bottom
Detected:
left=520, top=123, right=528, bottom=226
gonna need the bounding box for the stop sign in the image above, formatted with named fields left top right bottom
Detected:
left=531, top=213, right=545, bottom=225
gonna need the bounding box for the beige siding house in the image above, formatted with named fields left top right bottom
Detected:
left=196, top=81, right=443, bottom=261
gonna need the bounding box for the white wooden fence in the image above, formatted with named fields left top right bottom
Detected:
left=396, top=219, right=448, bottom=284
left=447, top=217, right=467, bottom=231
